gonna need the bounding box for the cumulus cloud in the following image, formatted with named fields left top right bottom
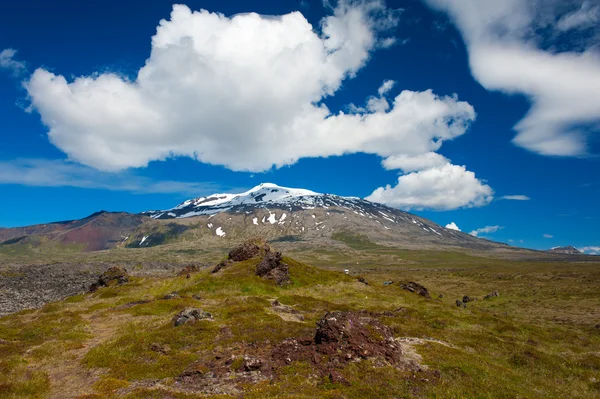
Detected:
left=366, top=163, right=493, bottom=210
left=445, top=222, right=460, bottom=231
left=423, top=0, right=600, bottom=157
left=579, top=246, right=600, bottom=255
left=0, top=49, right=26, bottom=76
left=543, top=233, right=554, bottom=238
left=25, top=2, right=474, bottom=176
left=469, top=225, right=503, bottom=237
left=501, top=195, right=531, bottom=201
left=0, top=159, right=232, bottom=196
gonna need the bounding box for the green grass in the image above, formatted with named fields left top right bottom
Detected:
left=1, top=243, right=600, bottom=398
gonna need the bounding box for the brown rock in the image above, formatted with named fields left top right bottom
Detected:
left=243, top=356, right=263, bottom=371
left=177, top=265, right=199, bottom=277
left=173, top=308, right=213, bottom=326
left=484, top=290, right=500, bottom=299
left=400, top=282, right=431, bottom=298
left=90, top=266, right=129, bottom=292
left=256, top=251, right=290, bottom=285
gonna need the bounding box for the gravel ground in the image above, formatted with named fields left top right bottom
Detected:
left=0, top=261, right=208, bottom=316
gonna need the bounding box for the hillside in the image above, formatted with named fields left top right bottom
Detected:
left=131, top=183, right=509, bottom=252
left=0, top=212, right=148, bottom=253
left=1, top=239, right=599, bottom=398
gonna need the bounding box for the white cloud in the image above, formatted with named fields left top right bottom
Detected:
left=0, top=158, right=232, bottom=196
left=543, top=233, right=554, bottom=238
left=445, top=222, right=460, bottom=231
left=24, top=3, right=475, bottom=178
left=377, top=79, right=395, bottom=95
left=0, top=49, right=26, bottom=76
left=469, top=225, right=503, bottom=237
left=557, top=1, right=600, bottom=31
left=381, top=152, right=449, bottom=172
left=366, top=163, right=493, bottom=210
left=423, top=0, right=600, bottom=157
left=579, top=246, right=600, bottom=255
left=501, top=195, right=531, bottom=201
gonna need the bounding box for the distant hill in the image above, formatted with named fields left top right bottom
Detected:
left=0, top=211, right=147, bottom=252
left=548, top=246, right=582, bottom=255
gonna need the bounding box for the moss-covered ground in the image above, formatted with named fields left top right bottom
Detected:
left=1, top=242, right=599, bottom=398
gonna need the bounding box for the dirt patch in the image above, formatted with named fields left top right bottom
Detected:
left=268, top=299, right=304, bottom=322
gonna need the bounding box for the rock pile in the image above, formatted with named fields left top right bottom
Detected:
left=178, top=310, right=424, bottom=390
left=172, top=308, right=213, bottom=326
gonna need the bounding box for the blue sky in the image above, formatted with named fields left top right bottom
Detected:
left=0, top=0, right=599, bottom=252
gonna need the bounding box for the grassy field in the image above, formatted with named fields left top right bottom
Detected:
left=0, top=239, right=599, bottom=398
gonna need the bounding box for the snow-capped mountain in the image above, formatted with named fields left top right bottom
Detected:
left=137, top=183, right=502, bottom=250
left=143, top=183, right=324, bottom=219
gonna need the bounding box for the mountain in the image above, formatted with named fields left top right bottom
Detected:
left=548, top=246, right=582, bottom=255
left=0, top=183, right=516, bottom=253
left=0, top=211, right=147, bottom=252
left=130, top=183, right=507, bottom=251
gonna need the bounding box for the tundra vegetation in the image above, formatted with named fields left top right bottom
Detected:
left=0, top=236, right=599, bottom=398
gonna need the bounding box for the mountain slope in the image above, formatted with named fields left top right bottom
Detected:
left=131, top=183, right=507, bottom=251
left=0, top=211, right=147, bottom=252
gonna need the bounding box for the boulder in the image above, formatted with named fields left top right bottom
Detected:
left=484, top=291, right=500, bottom=299
left=401, top=282, right=431, bottom=298
left=255, top=251, right=290, bottom=285
left=173, top=308, right=213, bottom=326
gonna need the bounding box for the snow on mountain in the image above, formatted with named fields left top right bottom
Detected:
left=144, top=183, right=371, bottom=219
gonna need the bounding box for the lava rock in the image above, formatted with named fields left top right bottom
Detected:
left=228, top=239, right=271, bottom=262
left=211, top=259, right=232, bottom=274
left=401, top=282, right=431, bottom=298
left=255, top=251, right=290, bottom=285
left=89, top=267, right=129, bottom=292
left=462, top=295, right=476, bottom=303
left=484, top=291, right=500, bottom=299
left=243, top=356, right=263, bottom=371
left=177, top=265, right=199, bottom=277
left=173, top=308, right=213, bottom=326
left=163, top=292, right=180, bottom=300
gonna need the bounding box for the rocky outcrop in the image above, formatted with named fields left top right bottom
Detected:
left=255, top=251, right=290, bottom=286
left=484, top=290, right=500, bottom=299
left=172, top=308, right=213, bottom=326
left=89, top=267, right=130, bottom=292
left=212, top=238, right=272, bottom=273
left=400, top=282, right=431, bottom=298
